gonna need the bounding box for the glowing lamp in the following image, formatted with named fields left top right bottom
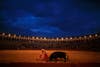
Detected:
left=70, top=37, right=72, bottom=39
left=89, top=35, right=92, bottom=38
left=56, top=37, right=59, bottom=40
left=2, top=33, right=5, bottom=36
left=95, top=34, right=98, bottom=37
left=84, top=36, right=87, bottom=38
left=8, top=34, right=11, bottom=37
left=14, top=34, right=16, bottom=38
left=61, top=37, right=64, bottom=40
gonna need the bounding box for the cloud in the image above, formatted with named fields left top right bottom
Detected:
left=30, top=26, right=63, bottom=33
left=11, top=15, right=55, bottom=28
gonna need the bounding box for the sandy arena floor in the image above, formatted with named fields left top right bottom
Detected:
left=0, top=50, right=100, bottom=63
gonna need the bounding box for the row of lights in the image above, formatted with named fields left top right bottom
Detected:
left=1, top=33, right=99, bottom=40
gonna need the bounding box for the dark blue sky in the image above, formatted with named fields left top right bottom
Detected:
left=0, top=0, right=100, bottom=37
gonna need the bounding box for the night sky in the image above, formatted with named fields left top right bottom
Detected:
left=0, top=0, right=100, bottom=37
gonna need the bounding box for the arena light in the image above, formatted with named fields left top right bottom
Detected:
left=56, top=37, right=59, bottom=40
left=36, top=37, right=39, bottom=39
left=44, top=37, right=46, bottom=40
left=2, top=33, right=5, bottom=36
left=95, top=34, right=98, bottom=37
left=51, top=38, right=54, bottom=40
left=84, top=36, right=87, bottom=38
left=14, top=34, right=16, bottom=38
left=8, top=34, right=11, bottom=37
left=61, top=37, right=64, bottom=40
left=32, top=37, right=34, bottom=39
left=40, top=37, right=43, bottom=39
left=65, top=37, right=68, bottom=39
left=79, top=37, right=82, bottom=39
left=70, top=37, right=72, bottom=39
left=89, top=35, right=92, bottom=38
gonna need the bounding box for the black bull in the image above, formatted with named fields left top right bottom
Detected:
left=49, top=52, right=68, bottom=62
